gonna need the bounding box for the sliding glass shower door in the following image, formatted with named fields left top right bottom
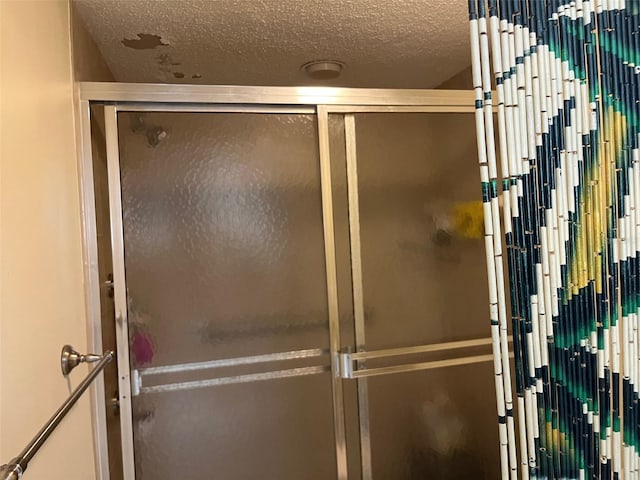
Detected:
left=98, top=102, right=504, bottom=480
left=331, top=112, right=502, bottom=479
left=109, top=109, right=339, bottom=479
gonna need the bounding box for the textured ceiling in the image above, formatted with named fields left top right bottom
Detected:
left=73, top=0, right=471, bottom=88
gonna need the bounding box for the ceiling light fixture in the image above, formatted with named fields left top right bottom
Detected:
left=301, top=60, right=345, bottom=80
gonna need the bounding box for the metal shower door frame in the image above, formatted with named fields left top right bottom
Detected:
left=77, top=83, right=478, bottom=480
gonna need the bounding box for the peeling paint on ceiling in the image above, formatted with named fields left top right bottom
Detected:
left=121, top=33, right=169, bottom=50
left=74, top=0, right=471, bottom=88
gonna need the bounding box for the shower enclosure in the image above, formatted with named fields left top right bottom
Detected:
left=79, top=84, right=506, bottom=480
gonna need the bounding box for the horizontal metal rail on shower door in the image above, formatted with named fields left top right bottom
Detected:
left=139, top=348, right=326, bottom=375
left=339, top=337, right=514, bottom=379
left=137, top=366, right=331, bottom=395
left=131, top=348, right=330, bottom=395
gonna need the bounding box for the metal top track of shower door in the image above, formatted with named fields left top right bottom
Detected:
left=79, top=82, right=474, bottom=107
left=110, top=104, right=317, bottom=114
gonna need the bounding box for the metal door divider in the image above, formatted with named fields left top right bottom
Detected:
left=317, top=105, right=349, bottom=480
left=77, top=99, right=111, bottom=480
left=344, top=113, right=373, bottom=480
left=104, top=105, right=137, bottom=480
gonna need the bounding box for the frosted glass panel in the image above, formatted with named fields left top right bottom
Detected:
left=117, top=112, right=329, bottom=368
left=117, top=111, right=336, bottom=479
left=354, top=113, right=488, bottom=349
left=368, top=362, right=500, bottom=479
left=132, top=373, right=337, bottom=479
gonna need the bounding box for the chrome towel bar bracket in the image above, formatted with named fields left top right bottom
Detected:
left=60, top=344, right=102, bottom=376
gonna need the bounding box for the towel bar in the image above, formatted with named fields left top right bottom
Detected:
left=0, top=347, right=113, bottom=480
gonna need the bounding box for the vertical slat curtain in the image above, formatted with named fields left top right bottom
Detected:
left=469, top=1, right=640, bottom=478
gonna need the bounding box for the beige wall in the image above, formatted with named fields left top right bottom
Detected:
left=0, top=1, right=96, bottom=479
left=70, top=2, right=115, bottom=82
